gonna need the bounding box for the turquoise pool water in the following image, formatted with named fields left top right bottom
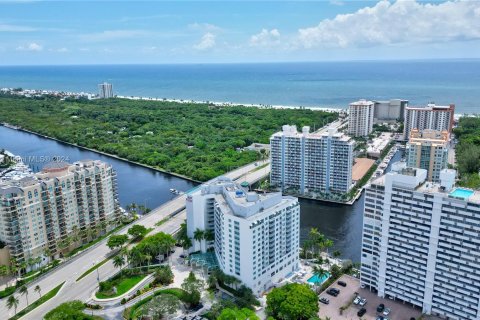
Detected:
left=307, top=272, right=330, bottom=285
left=450, top=188, right=474, bottom=199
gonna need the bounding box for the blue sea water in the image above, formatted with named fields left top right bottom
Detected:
left=0, top=60, right=479, bottom=113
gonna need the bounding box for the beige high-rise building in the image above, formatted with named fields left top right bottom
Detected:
left=348, top=100, right=375, bottom=137
left=406, top=129, right=449, bottom=182
left=0, top=160, right=120, bottom=272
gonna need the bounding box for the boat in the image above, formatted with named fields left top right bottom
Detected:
left=169, top=188, right=177, bottom=193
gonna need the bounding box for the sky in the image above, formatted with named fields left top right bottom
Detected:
left=0, top=0, right=479, bottom=65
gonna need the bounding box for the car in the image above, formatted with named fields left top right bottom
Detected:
left=319, top=297, right=329, bottom=304
left=326, top=289, right=338, bottom=297
left=359, top=298, right=367, bottom=306
left=383, top=308, right=391, bottom=316
left=353, top=296, right=361, bottom=305
left=357, top=308, right=367, bottom=317
left=331, top=288, right=340, bottom=294
left=377, top=303, right=385, bottom=313
left=337, top=280, right=347, bottom=287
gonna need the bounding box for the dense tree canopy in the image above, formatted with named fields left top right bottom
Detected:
left=266, top=283, right=319, bottom=320
left=453, top=117, right=480, bottom=188
left=217, top=307, right=260, bottom=320
left=0, top=95, right=337, bottom=181
left=44, top=300, right=101, bottom=320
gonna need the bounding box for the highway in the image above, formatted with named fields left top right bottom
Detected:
left=1, top=160, right=269, bottom=319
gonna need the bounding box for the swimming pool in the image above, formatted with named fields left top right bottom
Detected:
left=450, top=188, right=474, bottom=200
left=307, top=272, right=330, bottom=285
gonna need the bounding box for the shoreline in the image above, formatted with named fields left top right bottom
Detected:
left=0, top=124, right=202, bottom=184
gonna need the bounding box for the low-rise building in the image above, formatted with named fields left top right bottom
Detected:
left=186, top=177, right=300, bottom=295
left=0, top=160, right=120, bottom=272
left=361, top=163, right=480, bottom=319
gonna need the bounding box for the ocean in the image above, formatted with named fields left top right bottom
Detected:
left=0, top=60, right=479, bottom=113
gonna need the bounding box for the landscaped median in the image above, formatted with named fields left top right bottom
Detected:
left=8, top=281, right=65, bottom=320
left=93, top=272, right=153, bottom=300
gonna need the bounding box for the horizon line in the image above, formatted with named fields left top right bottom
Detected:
left=1, top=57, right=479, bottom=67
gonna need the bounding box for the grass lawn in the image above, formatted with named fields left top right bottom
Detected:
left=95, top=274, right=146, bottom=299
left=124, top=288, right=188, bottom=320
left=9, top=282, right=65, bottom=320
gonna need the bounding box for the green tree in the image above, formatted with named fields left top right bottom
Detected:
left=19, top=285, right=29, bottom=306
left=135, top=294, right=180, bottom=319
left=127, top=225, right=148, bottom=240
left=217, top=307, right=260, bottom=320
left=266, top=283, right=318, bottom=320
left=181, top=271, right=204, bottom=307
left=113, top=255, right=125, bottom=273
left=193, top=228, right=204, bottom=250
left=107, top=234, right=129, bottom=250
left=7, top=295, right=19, bottom=315
left=34, top=284, right=42, bottom=298
left=154, top=265, right=174, bottom=285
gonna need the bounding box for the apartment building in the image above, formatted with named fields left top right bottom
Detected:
left=0, top=160, right=120, bottom=270
left=348, top=100, right=375, bottom=137
left=373, top=99, right=408, bottom=122
left=186, top=177, right=300, bottom=295
left=270, top=125, right=354, bottom=195
left=403, top=103, right=455, bottom=140
left=406, top=129, right=449, bottom=183
left=98, top=82, right=113, bottom=98
left=361, top=162, right=480, bottom=319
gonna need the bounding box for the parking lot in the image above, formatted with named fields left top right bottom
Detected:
left=317, top=275, right=424, bottom=320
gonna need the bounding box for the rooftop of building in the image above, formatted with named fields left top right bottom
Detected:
left=408, top=129, right=449, bottom=143
left=193, top=177, right=297, bottom=219
left=271, top=125, right=353, bottom=143
left=370, top=162, right=480, bottom=204
left=406, top=103, right=454, bottom=111
left=349, top=99, right=374, bottom=106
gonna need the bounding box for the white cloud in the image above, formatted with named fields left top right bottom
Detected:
left=0, top=23, right=36, bottom=32
left=298, top=0, right=480, bottom=49
left=79, top=30, right=149, bottom=42
left=188, top=22, right=222, bottom=32
left=16, top=42, right=43, bottom=51
left=329, top=0, right=345, bottom=6
left=48, top=47, right=68, bottom=53
left=194, top=32, right=216, bottom=50
left=250, top=29, right=281, bottom=47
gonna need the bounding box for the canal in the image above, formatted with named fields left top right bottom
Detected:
left=0, top=125, right=402, bottom=262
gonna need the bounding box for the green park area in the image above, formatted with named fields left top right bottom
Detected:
left=0, top=95, right=337, bottom=181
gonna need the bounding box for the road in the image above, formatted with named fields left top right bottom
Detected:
left=1, top=160, right=269, bottom=319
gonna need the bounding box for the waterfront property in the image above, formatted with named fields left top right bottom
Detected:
left=348, top=99, right=374, bottom=137
left=373, top=99, right=408, bottom=123
left=98, top=82, right=113, bottom=98
left=361, top=162, right=480, bottom=319
left=403, top=103, right=455, bottom=140
left=270, top=125, right=354, bottom=195
left=406, top=129, right=449, bottom=182
left=186, top=177, right=300, bottom=296
left=0, top=160, right=120, bottom=273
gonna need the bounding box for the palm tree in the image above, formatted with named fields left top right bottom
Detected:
left=145, top=254, right=152, bottom=271
left=6, top=295, right=19, bottom=315
left=113, top=255, right=125, bottom=274
left=43, top=248, right=52, bottom=262
left=193, top=229, right=204, bottom=251
left=19, top=285, right=29, bottom=306
left=204, top=229, right=215, bottom=242
left=312, top=265, right=329, bottom=292
left=34, top=285, right=42, bottom=298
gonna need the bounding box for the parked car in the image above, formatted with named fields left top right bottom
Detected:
left=319, top=297, right=329, bottom=304
left=353, top=296, right=361, bottom=305
left=377, top=303, right=385, bottom=313
left=383, top=308, right=391, bottom=316
left=337, top=280, right=347, bottom=287
left=359, top=298, right=367, bottom=306
left=357, top=308, right=367, bottom=317
left=326, top=288, right=339, bottom=297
